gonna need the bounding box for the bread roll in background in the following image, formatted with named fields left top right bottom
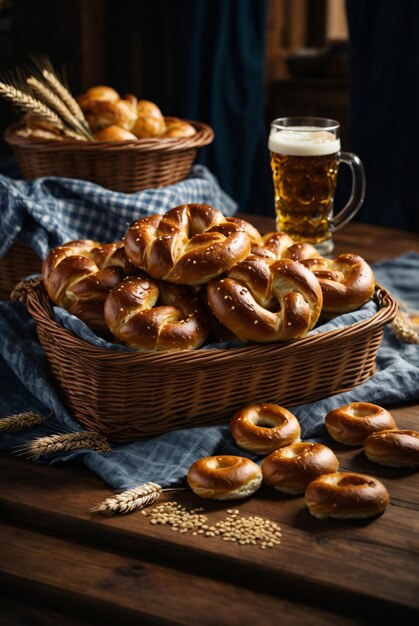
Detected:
left=163, top=117, right=197, bottom=138
left=77, top=85, right=120, bottom=110
left=84, top=95, right=137, bottom=132
left=137, top=99, right=164, bottom=119
left=131, top=115, right=166, bottom=138
left=95, top=126, right=137, bottom=141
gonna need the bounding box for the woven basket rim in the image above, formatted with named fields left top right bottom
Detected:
left=4, top=120, right=214, bottom=153
left=15, top=279, right=398, bottom=366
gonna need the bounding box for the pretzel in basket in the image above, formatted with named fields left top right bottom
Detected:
left=42, top=240, right=138, bottom=336
left=124, top=204, right=254, bottom=286
left=300, top=253, right=375, bottom=314
left=250, top=231, right=319, bottom=264
left=104, top=274, right=209, bottom=350
left=207, top=257, right=323, bottom=342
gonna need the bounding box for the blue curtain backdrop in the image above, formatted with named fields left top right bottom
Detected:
left=346, top=0, right=419, bottom=232
left=138, top=0, right=274, bottom=216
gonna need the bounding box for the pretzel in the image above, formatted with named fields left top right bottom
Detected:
left=225, top=216, right=264, bottom=247
left=42, top=240, right=137, bottom=335
left=300, top=253, right=375, bottom=313
left=187, top=455, right=263, bottom=500
left=124, top=204, right=252, bottom=286
left=262, top=442, right=339, bottom=494
left=305, top=472, right=390, bottom=519
left=364, top=429, right=419, bottom=467
left=104, top=274, right=209, bottom=350
left=281, top=241, right=320, bottom=262
left=193, top=284, right=238, bottom=343
left=250, top=231, right=295, bottom=261
left=249, top=232, right=319, bottom=264
left=230, top=403, right=301, bottom=454
left=325, top=402, right=397, bottom=446
left=207, top=257, right=323, bottom=342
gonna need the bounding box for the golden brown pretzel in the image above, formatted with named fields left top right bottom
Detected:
left=364, top=429, right=419, bottom=467
left=301, top=253, right=375, bottom=313
left=325, top=402, right=397, bottom=446
left=230, top=404, right=301, bottom=454
left=223, top=217, right=264, bottom=248
left=249, top=232, right=318, bottom=264
left=104, top=274, right=209, bottom=351
left=281, top=242, right=319, bottom=262
left=42, top=240, right=137, bottom=336
left=250, top=231, right=294, bottom=261
left=192, top=285, right=237, bottom=343
left=262, top=442, right=339, bottom=494
left=207, top=257, right=323, bottom=342
left=187, top=455, right=263, bottom=500
left=304, top=472, right=390, bottom=519
left=124, top=204, right=251, bottom=286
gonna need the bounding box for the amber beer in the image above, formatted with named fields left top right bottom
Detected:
left=270, top=128, right=340, bottom=241
left=269, top=118, right=365, bottom=255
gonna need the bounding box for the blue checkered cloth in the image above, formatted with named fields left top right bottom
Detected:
left=0, top=253, right=418, bottom=491
left=0, top=165, right=237, bottom=260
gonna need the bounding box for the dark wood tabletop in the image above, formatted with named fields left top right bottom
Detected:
left=1, top=218, right=419, bottom=626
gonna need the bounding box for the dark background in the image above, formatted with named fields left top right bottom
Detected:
left=0, top=0, right=273, bottom=216
left=0, top=0, right=418, bottom=231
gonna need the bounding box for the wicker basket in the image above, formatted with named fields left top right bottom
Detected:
left=4, top=120, right=214, bottom=193
left=13, top=279, right=398, bottom=443
left=0, top=242, right=42, bottom=300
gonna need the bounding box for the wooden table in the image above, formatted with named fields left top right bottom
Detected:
left=1, top=219, right=419, bottom=626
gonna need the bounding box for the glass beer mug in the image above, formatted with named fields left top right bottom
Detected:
left=269, top=117, right=366, bottom=255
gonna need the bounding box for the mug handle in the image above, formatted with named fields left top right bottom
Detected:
left=331, top=152, right=366, bottom=232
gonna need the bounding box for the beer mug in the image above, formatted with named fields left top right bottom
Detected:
left=269, top=117, right=365, bottom=255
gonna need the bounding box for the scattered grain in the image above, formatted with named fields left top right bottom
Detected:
left=142, top=500, right=282, bottom=549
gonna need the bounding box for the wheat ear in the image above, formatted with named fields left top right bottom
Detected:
left=0, top=82, right=64, bottom=128
left=91, top=482, right=163, bottom=515
left=15, top=431, right=112, bottom=459
left=26, top=76, right=92, bottom=140
left=0, top=412, right=45, bottom=432
left=41, top=68, right=86, bottom=122
left=392, top=309, right=419, bottom=344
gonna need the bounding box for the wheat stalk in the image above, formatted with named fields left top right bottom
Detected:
left=30, top=53, right=87, bottom=123
left=0, top=81, right=64, bottom=128
left=61, top=128, right=85, bottom=140
left=91, top=482, right=163, bottom=515
left=0, top=411, right=45, bottom=432
left=26, top=76, right=92, bottom=140
left=392, top=309, right=419, bottom=344
left=0, top=53, right=95, bottom=140
left=41, top=69, right=86, bottom=123
left=15, top=430, right=112, bottom=459
left=27, top=77, right=77, bottom=122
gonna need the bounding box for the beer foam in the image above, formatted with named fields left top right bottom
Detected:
left=269, top=128, right=340, bottom=156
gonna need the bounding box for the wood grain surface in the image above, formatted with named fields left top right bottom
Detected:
left=1, top=221, right=419, bottom=625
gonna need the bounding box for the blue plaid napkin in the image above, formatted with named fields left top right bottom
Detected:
left=0, top=253, right=418, bottom=491
left=0, top=165, right=237, bottom=260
